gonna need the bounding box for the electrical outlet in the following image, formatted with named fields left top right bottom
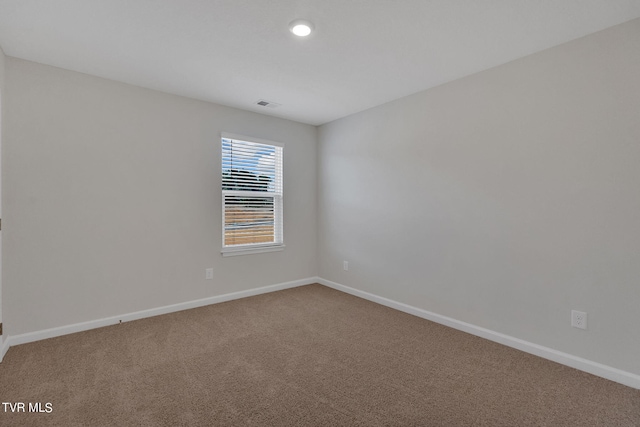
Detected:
left=205, top=268, right=213, bottom=280
left=571, top=310, right=587, bottom=330
left=343, top=261, right=349, bottom=271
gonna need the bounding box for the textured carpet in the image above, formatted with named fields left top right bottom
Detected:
left=0, top=284, right=638, bottom=426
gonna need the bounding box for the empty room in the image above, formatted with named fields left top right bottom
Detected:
left=0, top=1, right=639, bottom=425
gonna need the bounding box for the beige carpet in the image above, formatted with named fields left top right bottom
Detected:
left=0, top=284, right=638, bottom=426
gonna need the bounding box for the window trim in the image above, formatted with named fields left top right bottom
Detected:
left=220, top=132, right=284, bottom=256
left=221, top=244, right=286, bottom=257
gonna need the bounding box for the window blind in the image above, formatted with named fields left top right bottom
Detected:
left=222, top=137, right=283, bottom=248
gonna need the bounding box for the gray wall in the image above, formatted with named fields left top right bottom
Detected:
left=318, top=19, right=640, bottom=375
left=0, top=46, right=5, bottom=341
left=3, top=58, right=317, bottom=336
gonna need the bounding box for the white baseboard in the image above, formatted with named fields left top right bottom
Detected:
left=0, top=337, right=8, bottom=364
left=317, top=278, right=640, bottom=390
left=0, top=277, right=317, bottom=362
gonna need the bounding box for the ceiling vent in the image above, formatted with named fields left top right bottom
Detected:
left=256, top=99, right=281, bottom=109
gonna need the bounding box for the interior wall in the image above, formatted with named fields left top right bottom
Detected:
left=318, top=19, right=640, bottom=375
left=0, top=46, right=5, bottom=345
left=3, top=58, right=317, bottom=336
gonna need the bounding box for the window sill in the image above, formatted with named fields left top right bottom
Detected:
left=221, top=244, right=286, bottom=257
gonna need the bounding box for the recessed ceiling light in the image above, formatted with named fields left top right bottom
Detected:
left=289, top=19, right=314, bottom=37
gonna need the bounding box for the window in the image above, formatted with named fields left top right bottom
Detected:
left=221, top=133, right=284, bottom=255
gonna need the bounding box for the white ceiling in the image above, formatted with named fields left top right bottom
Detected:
left=1, top=1, right=639, bottom=125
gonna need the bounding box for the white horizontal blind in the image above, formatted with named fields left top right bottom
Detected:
left=222, top=137, right=283, bottom=248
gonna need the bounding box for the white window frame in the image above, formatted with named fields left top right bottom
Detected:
left=221, top=133, right=284, bottom=256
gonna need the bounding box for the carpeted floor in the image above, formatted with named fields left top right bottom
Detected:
left=0, top=284, right=638, bottom=426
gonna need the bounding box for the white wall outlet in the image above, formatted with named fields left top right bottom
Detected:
left=571, top=310, right=587, bottom=329
left=343, top=260, right=349, bottom=271
left=205, top=268, right=213, bottom=280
